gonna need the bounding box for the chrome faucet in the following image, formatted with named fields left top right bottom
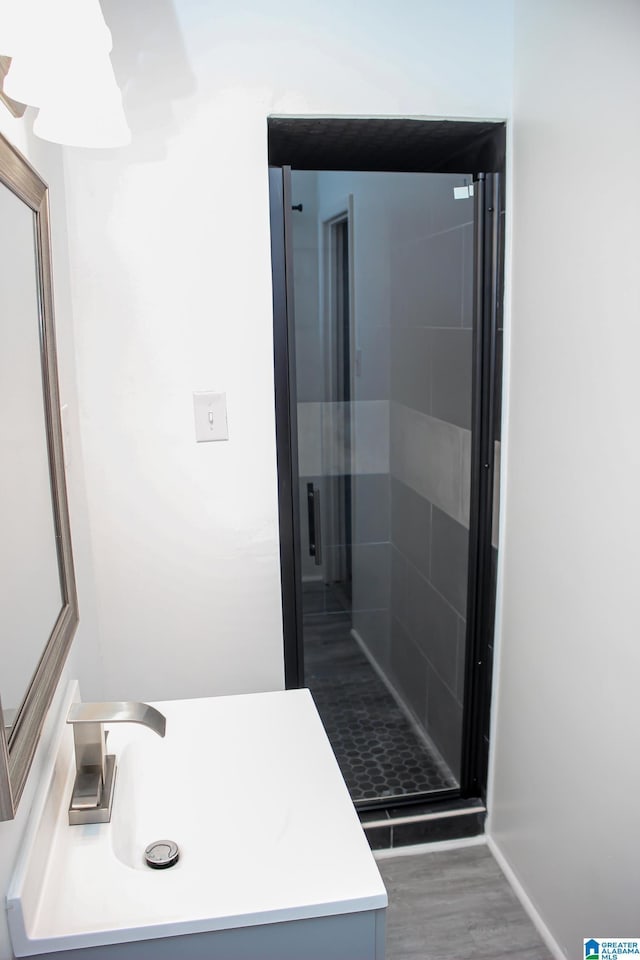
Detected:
left=66, top=701, right=166, bottom=825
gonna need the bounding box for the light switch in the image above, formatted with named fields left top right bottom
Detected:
left=193, top=391, right=229, bottom=442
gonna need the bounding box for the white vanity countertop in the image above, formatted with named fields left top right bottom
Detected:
left=7, top=688, right=387, bottom=956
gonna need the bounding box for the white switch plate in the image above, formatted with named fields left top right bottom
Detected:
left=193, top=391, right=229, bottom=442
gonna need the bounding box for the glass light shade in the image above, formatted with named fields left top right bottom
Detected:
left=2, top=0, right=130, bottom=148
left=34, top=93, right=131, bottom=148
left=32, top=47, right=131, bottom=148
left=3, top=52, right=55, bottom=106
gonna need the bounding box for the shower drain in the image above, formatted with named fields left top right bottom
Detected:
left=144, top=839, right=180, bottom=869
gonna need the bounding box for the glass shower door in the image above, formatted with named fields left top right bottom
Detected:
left=290, top=169, right=474, bottom=805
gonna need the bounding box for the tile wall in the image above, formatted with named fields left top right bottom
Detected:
left=385, top=208, right=474, bottom=781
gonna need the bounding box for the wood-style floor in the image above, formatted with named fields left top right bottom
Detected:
left=377, top=845, right=552, bottom=960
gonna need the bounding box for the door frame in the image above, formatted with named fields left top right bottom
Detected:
left=320, top=199, right=354, bottom=589
left=268, top=165, right=304, bottom=688
left=268, top=117, right=506, bottom=806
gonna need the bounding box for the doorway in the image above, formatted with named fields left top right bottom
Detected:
left=319, top=208, right=352, bottom=602
left=268, top=118, right=505, bottom=813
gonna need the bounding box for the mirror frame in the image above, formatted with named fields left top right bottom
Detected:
left=0, top=132, right=78, bottom=820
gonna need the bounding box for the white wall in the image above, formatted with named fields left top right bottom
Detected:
left=488, top=0, right=640, bottom=954
left=0, top=111, right=100, bottom=960
left=64, top=0, right=514, bottom=702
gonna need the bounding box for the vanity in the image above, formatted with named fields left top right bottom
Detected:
left=7, top=687, right=387, bottom=959
left=0, top=90, right=385, bottom=960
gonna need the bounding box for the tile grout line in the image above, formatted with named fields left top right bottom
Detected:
left=363, top=805, right=486, bottom=830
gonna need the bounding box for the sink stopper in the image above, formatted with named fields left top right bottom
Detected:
left=144, top=839, right=180, bottom=869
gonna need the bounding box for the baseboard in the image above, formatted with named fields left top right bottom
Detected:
left=374, top=835, right=486, bottom=860
left=486, top=835, right=567, bottom=960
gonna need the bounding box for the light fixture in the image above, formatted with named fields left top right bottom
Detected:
left=32, top=47, right=131, bottom=148
left=33, top=92, right=130, bottom=148
left=0, top=0, right=131, bottom=148
left=0, top=56, right=26, bottom=117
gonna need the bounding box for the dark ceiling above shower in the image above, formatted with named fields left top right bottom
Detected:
left=268, top=117, right=505, bottom=174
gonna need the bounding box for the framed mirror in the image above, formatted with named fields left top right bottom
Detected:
left=0, top=132, right=78, bottom=820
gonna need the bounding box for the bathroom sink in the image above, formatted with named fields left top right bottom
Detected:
left=7, top=688, right=387, bottom=958
left=109, top=702, right=289, bottom=873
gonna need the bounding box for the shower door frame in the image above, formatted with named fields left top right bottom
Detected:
left=268, top=117, right=505, bottom=808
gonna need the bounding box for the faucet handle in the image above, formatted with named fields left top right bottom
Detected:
left=67, top=701, right=166, bottom=738
left=66, top=702, right=166, bottom=825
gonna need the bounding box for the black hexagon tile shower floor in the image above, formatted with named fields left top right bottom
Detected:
left=304, top=606, right=457, bottom=803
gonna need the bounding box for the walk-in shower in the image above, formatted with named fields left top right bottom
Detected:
left=268, top=117, right=504, bottom=814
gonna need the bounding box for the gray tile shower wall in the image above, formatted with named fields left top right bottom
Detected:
left=390, top=403, right=469, bottom=528
left=389, top=492, right=466, bottom=781
left=352, top=474, right=390, bottom=544
left=430, top=507, right=469, bottom=618
left=388, top=494, right=466, bottom=783
left=352, top=542, right=391, bottom=613
left=430, top=329, right=473, bottom=430
left=390, top=477, right=431, bottom=579
left=391, top=226, right=464, bottom=328
left=352, top=608, right=390, bottom=668
left=386, top=196, right=473, bottom=780
left=351, top=473, right=392, bottom=674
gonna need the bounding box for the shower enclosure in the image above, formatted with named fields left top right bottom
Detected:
left=269, top=118, right=503, bottom=813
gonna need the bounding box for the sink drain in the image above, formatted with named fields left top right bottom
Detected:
left=144, top=839, right=180, bottom=869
